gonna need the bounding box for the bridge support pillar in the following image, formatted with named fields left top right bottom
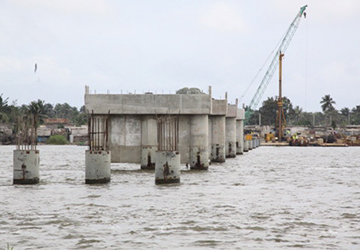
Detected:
left=249, top=139, right=253, bottom=150
left=243, top=139, right=249, bottom=152
left=190, top=115, right=209, bottom=170
left=155, top=151, right=180, bottom=184
left=13, top=150, right=40, bottom=184
left=209, top=116, right=225, bottom=162
left=225, top=117, right=236, bottom=158
left=85, top=150, right=111, bottom=184
left=141, top=116, right=158, bottom=169
left=236, top=119, right=244, bottom=155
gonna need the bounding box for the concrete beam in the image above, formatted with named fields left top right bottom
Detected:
left=211, top=99, right=227, bottom=115
left=226, top=104, right=238, bottom=118
left=85, top=94, right=211, bottom=115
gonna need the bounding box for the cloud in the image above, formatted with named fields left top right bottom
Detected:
left=8, top=0, right=110, bottom=16
left=199, top=2, right=244, bottom=33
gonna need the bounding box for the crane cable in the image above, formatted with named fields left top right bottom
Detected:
left=239, top=26, right=292, bottom=105
left=239, top=34, right=284, bottom=104
left=304, top=13, right=308, bottom=111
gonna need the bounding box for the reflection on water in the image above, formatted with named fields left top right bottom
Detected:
left=1, top=145, right=360, bottom=249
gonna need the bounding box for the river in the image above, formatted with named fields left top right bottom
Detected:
left=1, top=145, right=359, bottom=249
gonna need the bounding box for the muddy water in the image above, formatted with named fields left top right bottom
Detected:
left=0, top=145, right=360, bottom=249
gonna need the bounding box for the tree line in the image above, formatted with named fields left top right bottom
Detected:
left=2, top=93, right=359, bottom=129
left=0, top=94, right=87, bottom=127
left=248, top=94, right=360, bottom=128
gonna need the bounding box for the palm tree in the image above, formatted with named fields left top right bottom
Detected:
left=28, top=100, right=47, bottom=127
left=28, top=100, right=48, bottom=146
left=341, top=107, right=350, bottom=125
left=0, top=94, right=9, bottom=123
left=320, top=95, right=336, bottom=113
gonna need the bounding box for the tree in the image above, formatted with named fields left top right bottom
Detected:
left=54, top=103, right=78, bottom=119
left=253, top=96, right=294, bottom=126
left=351, top=106, right=360, bottom=125
left=320, top=95, right=336, bottom=113
left=28, top=100, right=47, bottom=125
left=340, top=107, right=351, bottom=125
left=247, top=109, right=260, bottom=125
left=73, top=105, right=87, bottom=126
left=43, top=103, right=55, bottom=118
left=320, top=95, right=337, bottom=127
left=258, top=97, right=278, bottom=125
left=0, top=94, right=9, bottom=123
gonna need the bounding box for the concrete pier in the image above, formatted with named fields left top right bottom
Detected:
left=236, top=109, right=245, bottom=155
left=225, top=117, right=236, bottom=157
left=141, top=116, right=158, bottom=169
left=225, top=104, right=237, bottom=158
left=85, top=150, right=111, bottom=184
left=190, top=115, right=209, bottom=170
left=253, top=138, right=258, bottom=148
left=155, top=151, right=180, bottom=184
left=84, top=86, right=245, bottom=168
left=13, top=150, right=40, bottom=184
left=249, top=139, right=253, bottom=150
left=243, top=139, right=249, bottom=152
left=209, top=116, right=225, bottom=162
left=236, top=120, right=243, bottom=154
left=86, top=113, right=111, bottom=184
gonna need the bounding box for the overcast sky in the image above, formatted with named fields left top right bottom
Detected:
left=1, top=0, right=359, bottom=112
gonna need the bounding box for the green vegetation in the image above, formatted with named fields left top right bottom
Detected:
left=248, top=94, right=360, bottom=127
left=7, top=243, right=14, bottom=250
left=1, top=93, right=360, bottom=128
left=47, top=135, right=68, bottom=145
left=0, top=95, right=87, bottom=126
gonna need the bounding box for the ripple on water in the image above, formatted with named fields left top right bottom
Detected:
left=1, top=146, right=360, bottom=249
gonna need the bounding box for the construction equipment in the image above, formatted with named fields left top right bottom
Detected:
left=276, top=52, right=286, bottom=141
left=244, top=5, right=307, bottom=124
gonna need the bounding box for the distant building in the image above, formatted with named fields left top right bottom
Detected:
left=44, top=118, right=71, bottom=129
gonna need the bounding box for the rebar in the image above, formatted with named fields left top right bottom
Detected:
left=15, top=114, right=37, bottom=151
left=157, top=115, right=179, bottom=151
left=88, top=110, right=110, bottom=151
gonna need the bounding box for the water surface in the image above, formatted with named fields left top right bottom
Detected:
left=1, top=146, right=359, bottom=249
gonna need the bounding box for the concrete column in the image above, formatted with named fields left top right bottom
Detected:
left=236, top=119, right=244, bottom=155
left=141, top=115, right=158, bottom=169
left=85, top=150, right=111, bottom=184
left=225, top=117, right=236, bottom=158
left=190, top=115, right=209, bottom=170
left=243, top=140, right=248, bottom=152
left=155, top=151, right=180, bottom=184
left=210, top=116, right=225, bottom=162
left=13, top=150, right=40, bottom=184
left=249, top=139, right=253, bottom=150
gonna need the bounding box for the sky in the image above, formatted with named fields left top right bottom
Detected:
left=1, top=0, right=359, bottom=112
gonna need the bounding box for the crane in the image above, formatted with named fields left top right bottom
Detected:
left=244, top=5, right=307, bottom=124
